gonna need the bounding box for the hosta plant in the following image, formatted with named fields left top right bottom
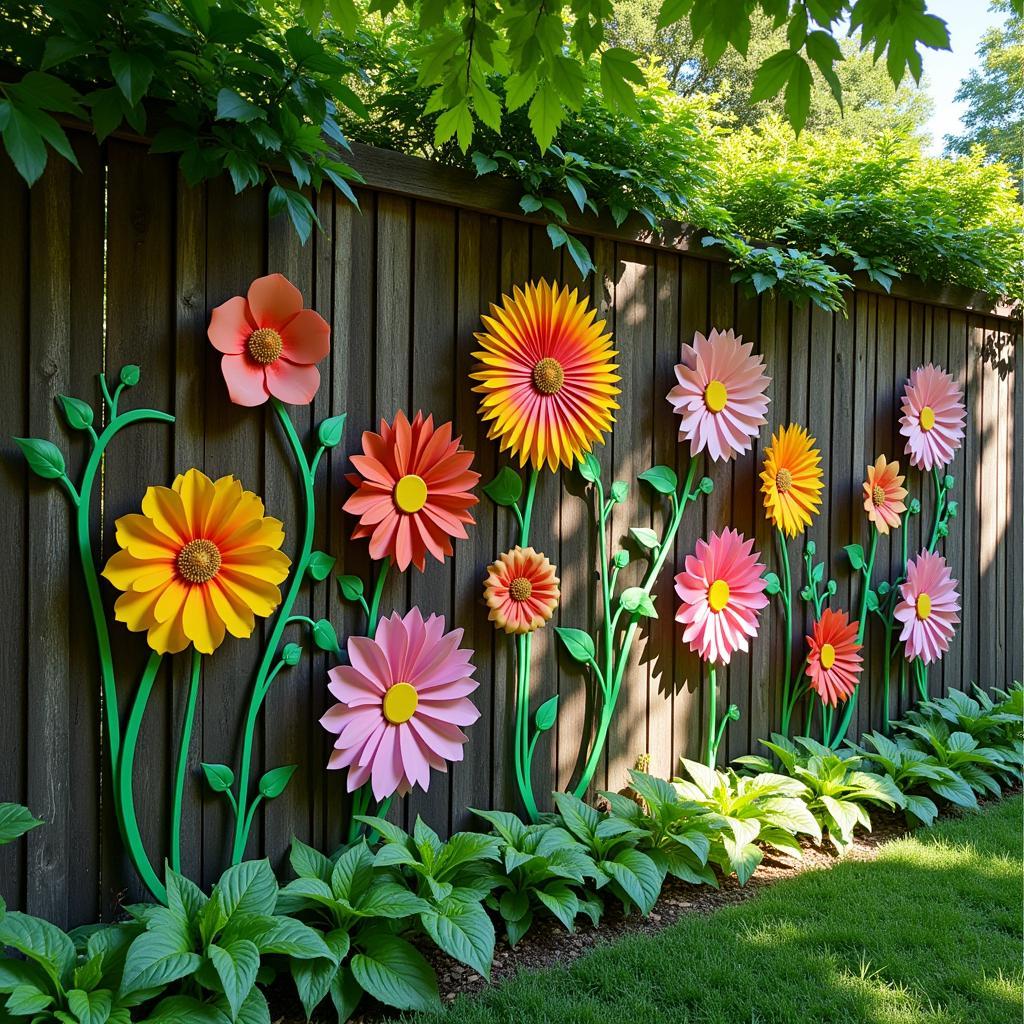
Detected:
left=600, top=772, right=718, bottom=887
left=473, top=809, right=602, bottom=946
left=737, top=736, right=904, bottom=853
left=354, top=816, right=501, bottom=979
left=274, top=838, right=440, bottom=1019
left=672, top=759, right=820, bottom=884
left=894, top=718, right=1012, bottom=800
left=850, top=731, right=978, bottom=825
left=546, top=793, right=663, bottom=916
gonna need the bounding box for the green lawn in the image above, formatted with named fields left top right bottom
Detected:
left=406, top=797, right=1023, bottom=1024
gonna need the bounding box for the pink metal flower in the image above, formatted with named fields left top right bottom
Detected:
left=894, top=550, right=960, bottom=665
left=320, top=608, right=480, bottom=801
left=666, top=329, right=770, bottom=462
left=898, top=364, right=966, bottom=471
left=674, top=527, right=769, bottom=664
left=208, top=273, right=330, bottom=406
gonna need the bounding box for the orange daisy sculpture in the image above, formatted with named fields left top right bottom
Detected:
left=805, top=609, right=863, bottom=707
left=102, top=469, right=291, bottom=655
left=471, top=280, right=620, bottom=472
left=344, top=410, right=480, bottom=572
left=862, top=455, right=908, bottom=535
left=761, top=423, right=824, bottom=538
left=483, top=546, right=560, bottom=634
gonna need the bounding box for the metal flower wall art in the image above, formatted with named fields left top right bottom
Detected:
left=472, top=292, right=772, bottom=817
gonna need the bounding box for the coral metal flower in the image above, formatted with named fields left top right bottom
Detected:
left=899, top=364, right=966, bottom=471
left=805, top=609, right=863, bottom=707
left=102, top=469, right=290, bottom=655
left=343, top=411, right=480, bottom=573
left=666, top=328, right=770, bottom=462
left=208, top=273, right=330, bottom=406
left=761, top=423, right=824, bottom=538
left=483, top=546, right=560, bottom=634
left=320, top=609, right=480, bottom=801
left=471, top=279, right=620, bottom=472
left=863, top=455, right=908, bottom=535
left=894, top=550, right=961, bottom=665
left=674, top=527, right=769, bottom=664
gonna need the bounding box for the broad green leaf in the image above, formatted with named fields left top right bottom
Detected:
left=0, top=912, right=75, bottom=987
left=237, top=915, right=331, bottom=960
left=201, top=763, right=235, bottom=793
left=528, top=82, right=561, bottom=153
left=209, top=939, right=259, bottom=1020
left=312, top=619, right=340, bottom=654
left=0, top=803, right=43, bottom=845
left=317, top=413, right=346, bottom=448
left=534, top=695, right=559, bottom=733
left=629, top=527, right=659, bottom=551
left=14, top=437, right=65, bottom=480
left=306, top=551, right=335, bottom=583
left=257, top=764, right=296, bottom=799
left=215, top=88, right=264, bottom=122
left=578, top=452, right=601, bottom=483
left=844, top=543, right=864, bottom=570
left=419, top=901, right=494, bottom=979
left=619, top=587, right=657, bottom=618
left=637, top=465, right=678, bottom=494
left=336, top=574, right=364, bottom=602
left=1, top=102, right=48, bottom=186
left=215, top=861, right=278, bottom=920
left=554, top=627, right=595, bottom=664
left=289, top=837, right=333, bottom=883
left=57, top=395, right=94, bottom=430
left=119, top=926, right=200, bottom=995
left=108, top=50, right=155, bottom=107
left=350, top=933, right=440, bottom=1011
left=482, top=466, right=522, bottom=507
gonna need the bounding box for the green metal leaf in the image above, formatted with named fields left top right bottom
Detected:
left=312, top=619, right=340, bottom=654
left=336, top=574, right=364, bottom=602
left=258, top=764, right=297, bottom=799
left=307, top=550, right=336, bottom=581
left=554, top=626, right=595, bottom=663
left=763, top=571, right=781, bottom=596
left=578, top=452, right=601, bottom=483
left=120, top=364, right=141, bottom=387
left=14, top=437, right=66, bottom=480
left=637, top=465, right=677, bottom=494
left=57, top=395, right=93, bottom=430
left=844, top=543, right=864, bottom=570
left=281, top=642, right=302, bottom=666
left=482, top=466, right=522, bottom=507
left=629, top=527, right=658, bottom=551
left=619, top=587, right=657, bottom=618
left=610, top=480, right=628, bottom=503
left=317, top=413, right=346, bottom=448
left=201, top=763, right=235, bottom=793
left=534, top=695, right=559, bottom=733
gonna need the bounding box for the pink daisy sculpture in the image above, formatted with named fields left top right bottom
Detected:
left=208, top=273, right=330, bottom=406
left=666, top=329, right=770, bottom=462
left=675, top=527, right=770, bottom=664
left=899, top=364, right=966, bottom=471
left=894, top=550, right=960, bottom=665
left=320, top=608, right=480, bottom=801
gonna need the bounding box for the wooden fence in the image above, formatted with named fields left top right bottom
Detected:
left=1, top=132, right=1020, bottom=928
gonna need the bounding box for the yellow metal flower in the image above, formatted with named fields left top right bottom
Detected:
left=471, top=279, right=620, bottom=472
left=760, top=423, right=824, bottom=538
left=102, top=469, right=291, bottom=655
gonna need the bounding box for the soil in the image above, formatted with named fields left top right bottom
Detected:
left=269, top=792, right=1017, bottom=1023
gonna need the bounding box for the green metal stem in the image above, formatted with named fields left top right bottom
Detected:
left=231, top=399, right=322, bottom=863
left=519, top=469, right=539, bottom=547
left=705, top=665, right=718, bottom=767
left=118, top=652, right=167, bottom=902
left=572, top=458, right=701, bottom=799
left=366, top=558, right=390, bottom=637
left=927, top=468, right=946, bottom=552
left=881, top=617, right=894, bottom=734
left=777, top=529, right=795, bottom=737
left=830, top=530, right=878, bottom=747
left=170, top=650, right=202, bottom=872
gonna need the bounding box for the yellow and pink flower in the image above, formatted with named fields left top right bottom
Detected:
left=674, top=528, right=769, bottom=664
left=899, top=364, right=966, bottom=471
left=894, top=550, right=960, bottom=664
left=863, top=455, right=908, bottom=535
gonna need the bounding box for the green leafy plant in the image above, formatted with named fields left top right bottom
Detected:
left=473, top=809, right=602, bottom=946
left=275, top=837, right=441, bottom=1019
left=0, top=804, right=42, bottom=850
left=546, top=792, right=663, bottom=915
left=354, top=815, right=500, bottom=979
left=850, top=731, right=978, bottom=825
left=600, top=771, right=718, bottom=887
left=737, top=735, right=904, bottom=852
left=672, top=758, right=820, bottom=884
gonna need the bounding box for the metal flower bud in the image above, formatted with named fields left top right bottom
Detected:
left=946, top=500, right=958, bottom=518
left=806, top=539, right=816, bottom=556
left=909, top=498, right=921, bottom=515
left=826, top=579, right=837, bottom=596
left=943, top=474, right=955, bottom=490
left=938, top=522, right=949, bottom=538
left=699, top=476, right=714, bottom=495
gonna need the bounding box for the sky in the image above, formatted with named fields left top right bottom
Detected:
left=919, top=0, right=1005, bottom=154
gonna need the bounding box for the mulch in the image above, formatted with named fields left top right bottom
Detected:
left=271, top=791, right=1016, bottom=1023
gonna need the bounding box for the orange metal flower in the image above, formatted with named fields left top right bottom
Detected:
left=805, top=609, right=863, bottom=707
left=102, top=469, right=290, bottom=655
left=862, top=455, right=908, bottom=535
left=471, top=280, right=620, bottom=472
left=760, top=423, right=824, bottom=538
left=344, top=411, right=480, bottom=572
left=483, top=546, right=560, bottom=634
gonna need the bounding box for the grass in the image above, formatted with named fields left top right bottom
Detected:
left=405, top=796, right=1023, bottom=1024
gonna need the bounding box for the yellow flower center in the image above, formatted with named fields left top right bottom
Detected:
left=916, top=593, right=932, bottom=620
left=382, top=682, right=418, bottom=724
left=176, top=538, right=222, bottom=585
left=509, top=577, right=533, bottom=602
left=707, top=579, right=730, bottom=613
left=532, top=357, right=565, bottom=395
left=394, top=474, right=428, bottom=514
left=919, top=406, right=935, bottom=431
left=775, top=467, right=793, bottom=494
left=819, top=642, right=836, bottom=670
left=872, top=484, right=886, bottom=507
left=704, top=379, right=728, bottom=413
left=247, top=327, right=283, bottom=365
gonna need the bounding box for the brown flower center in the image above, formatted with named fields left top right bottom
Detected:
left=872, top=485, right=886, bottom=507
left=775, top=467, right=793, bottom=494
left=532, top=357, right=565, bottom=395
left=247, top=327, right=283, bottom=365
left=176, top=538, right=222, bottom=584
left=509, top=577, right=533, bottom=602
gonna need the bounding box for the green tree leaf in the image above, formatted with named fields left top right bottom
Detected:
left=215, top=88, right=264, bottom=123
left=0, top=803, right=43, bottom=845
left=108, top=50, right=155, bottom=107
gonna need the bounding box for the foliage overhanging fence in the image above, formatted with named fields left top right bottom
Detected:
left=1, top=129, right=1020, bottom=929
